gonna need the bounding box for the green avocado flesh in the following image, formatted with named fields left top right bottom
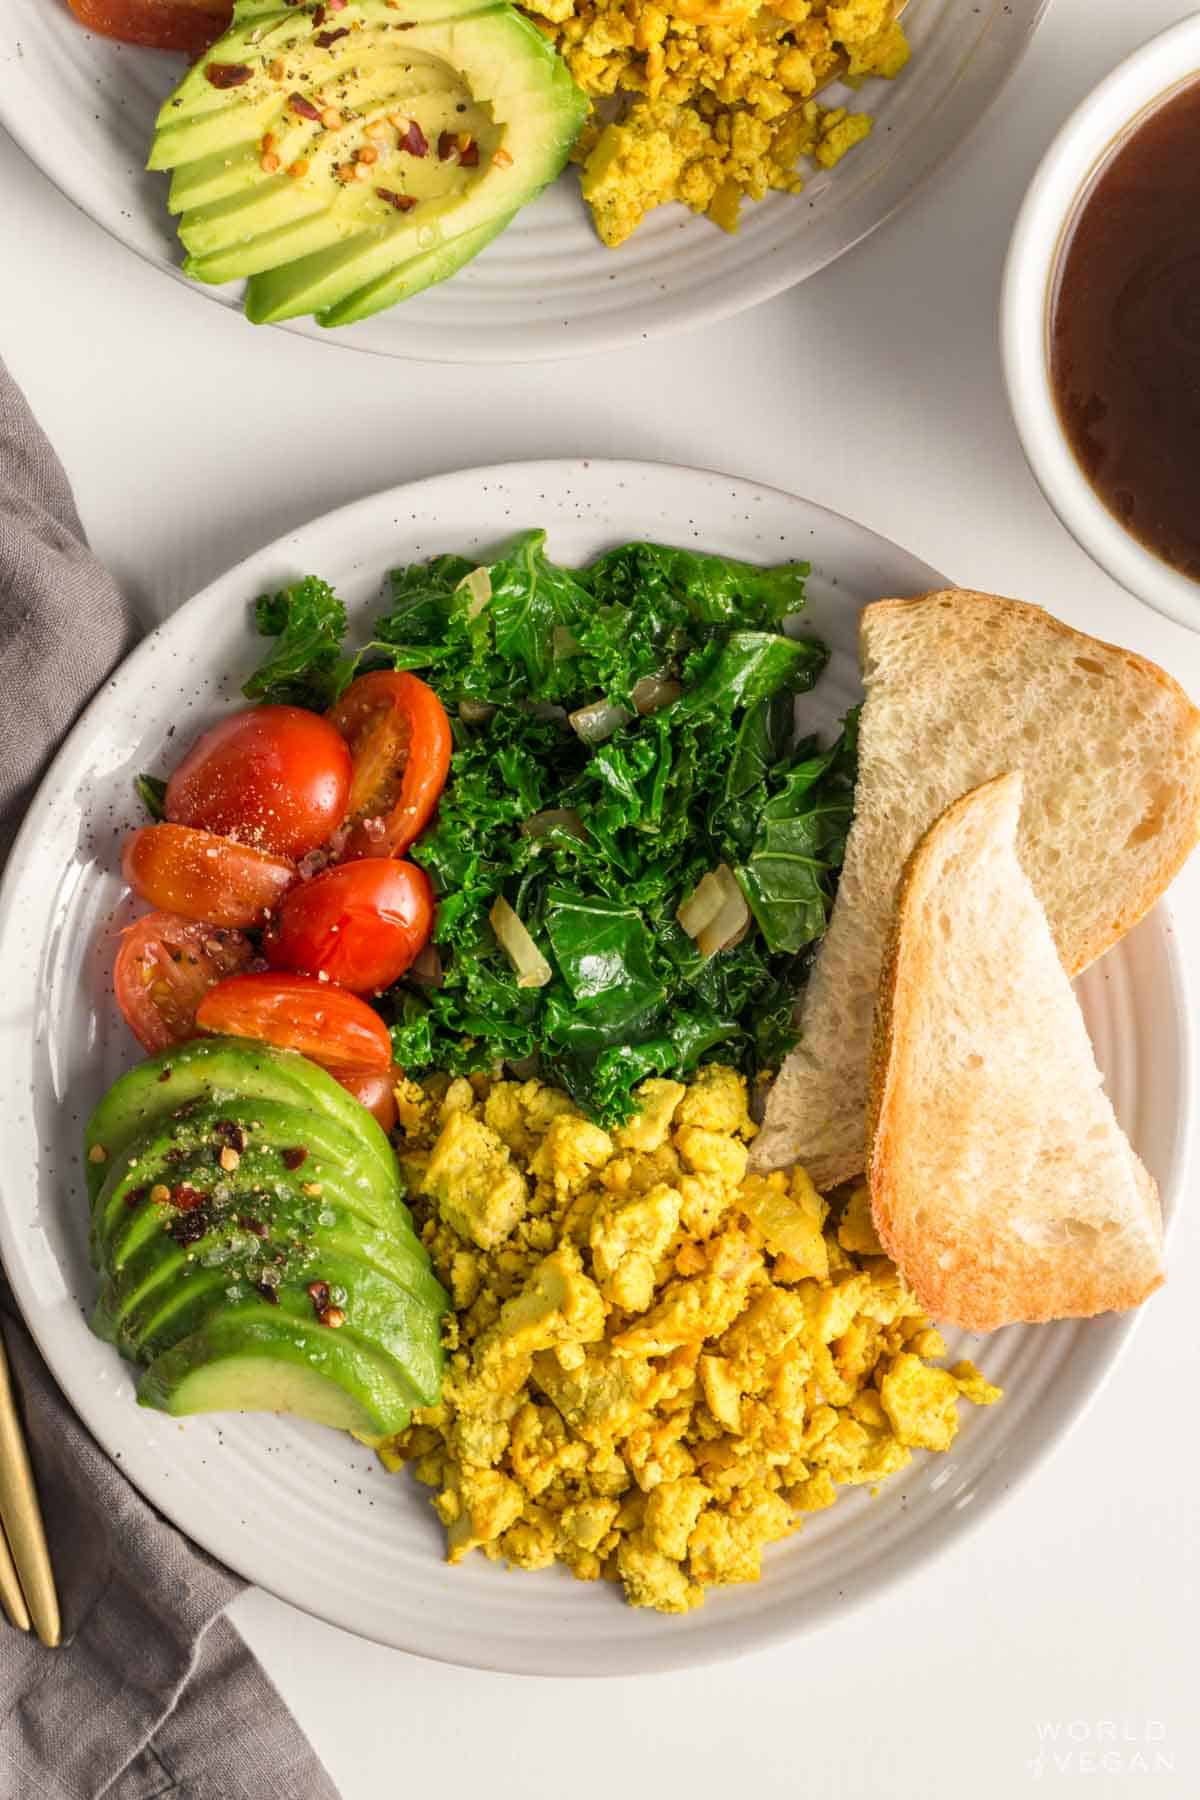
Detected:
left=84, top=1040, right=446, bottom=1436
left=148, top=0, right=587, bottom=326
left=85, top=1036, right=397, bottom=1204
left=137, top=1312, right=416, bottom=1435
left=91, top=1094, right=417, bottom=1258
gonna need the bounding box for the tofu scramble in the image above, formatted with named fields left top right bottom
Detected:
left=380, top=1065, right=1000, bottom=1613
left=517, top=0, right=911, bottom=246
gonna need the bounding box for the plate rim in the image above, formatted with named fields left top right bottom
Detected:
left=0, top=456, right=1189, bottom=1673
left=0, top=2, right=1051, bottom=363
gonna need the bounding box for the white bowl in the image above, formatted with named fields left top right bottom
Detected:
left=1001, top=16, right=1200, bottom=632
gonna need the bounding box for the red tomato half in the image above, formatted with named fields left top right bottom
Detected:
left=266, top=858, right=433, bottom=994
left=195, top=973, right=392, bottom=1071
left=330, top=1066, right=399, bottom=1133
left=327, top=673, right=451, bottom=860
left=114, top=911, right=254, bottom=1052
left=166, top=705, right=352, bottom=859
left=67, top=0, right=231, bottom=54
left=123, top=824, right=295, bottom=927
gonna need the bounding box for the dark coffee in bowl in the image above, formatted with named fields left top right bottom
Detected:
left=1050, top=77, right=1200, bottom=582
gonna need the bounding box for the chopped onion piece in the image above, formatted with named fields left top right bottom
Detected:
left=723, top=914, right=753, bottom=952
left=552, top=625, right=580, bottom=660
left=698, top=870, right=750, bottom=958
left=456, top=566, right=492, bottom=618
left=519, top=808, right=587, bottom=842
left=632, top=674, right=682, bottom=716
left=407, top=943, right=444, bottom=988
left=490, top=896, right=552, bottom=989
left=679, top=864, right=751, bottom=958
left=569, top=698, right=631, bottom=744
left=677, top=870, right=726, bottom=939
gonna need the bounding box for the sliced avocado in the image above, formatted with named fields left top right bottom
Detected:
left=86, top=1041, right=447, bottom=1436
left=315, top=208, right=517, bottom=326
left=84, top=1037, right=397, bottom=1205
left=107, top=1251, right=444, bottom=1405
left=158, top=0, right=500, bottom=187
left=137, top=1307, right=421, bottom=1435
left=96, top=1178, right=445, bottom=1356
left=148, top=0, right=587, bottom=326
left=91, top=1096, right=422, bottom=1271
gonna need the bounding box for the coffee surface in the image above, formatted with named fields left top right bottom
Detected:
left=1051, top=78, right=1200, bottom=582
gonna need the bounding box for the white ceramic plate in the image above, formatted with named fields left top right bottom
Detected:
left=0, top=461, right=1189, bottom=1675
left=0, top=1, right=1047, bottom=362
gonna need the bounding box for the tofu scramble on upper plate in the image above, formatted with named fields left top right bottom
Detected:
left=381, top=1065, right=1000, bottom=1612
left=521, top=0, right=911, bottom=245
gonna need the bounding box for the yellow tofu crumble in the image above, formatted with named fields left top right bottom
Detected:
left=380, top=1066, right=999, bottom=1613
left=515, top=0, right=910, bottom=244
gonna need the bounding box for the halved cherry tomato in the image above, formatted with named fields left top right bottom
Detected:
left=166, top=705, right=352, bottom=859
left=123, top=824, right=295, bottom=928
left=327, top=673, right=452, bottom=860
left=265, top=858, right=433, bottom=994
left=195, top=973, right=392, bottom=1070
left=114, top=911, right=254, bottom=1052
left=330, top=1065, right=399, bottom=1133
left=66, top=0, right=231, bottom=55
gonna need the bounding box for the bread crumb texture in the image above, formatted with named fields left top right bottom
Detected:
left=379, top=1066, right=998, bottom=1612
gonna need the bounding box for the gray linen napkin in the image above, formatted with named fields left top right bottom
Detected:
left=0, top=361, right=342, bottom=1800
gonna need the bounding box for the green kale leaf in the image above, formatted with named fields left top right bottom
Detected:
left=135, top=774, right=168, bottom=820
left=243, top=576, right=350, bottom=709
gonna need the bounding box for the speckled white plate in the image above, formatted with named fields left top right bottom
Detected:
left=0, top=1, right=1047, bottom=361
left=0, top=461, right=1190, bottom=1674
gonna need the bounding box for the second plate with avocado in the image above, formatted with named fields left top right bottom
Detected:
left=151, top=0, right=586, bottom=326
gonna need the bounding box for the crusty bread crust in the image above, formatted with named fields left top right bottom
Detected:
left=867, top=774, right=1164, bottom=1330
left=752, top=589, right=1200, bottom=1189
left=864, top=593, right=1200, bottom=973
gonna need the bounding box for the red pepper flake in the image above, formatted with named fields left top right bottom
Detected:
left=312, top=1, right=326, bottom=20
left=282, top=1145, right=308, bottom=1170
left=314, top=26, right=350, bottom=46
left=376, top=187, right=417, bottom=212
left=214, top=1120, right=247, bottom=1153
left=400, top=119, right=428, bottom=157
left=169, top=1208, right=213, bottom=1248
left=206, top=62, right=253, bottom=88
left=255, top=1280, right=281, bottom=1305
left=239, top=1216, right=270, bottom=1239
left=125, top=1185, right=149, bottom=1211
left=156, top=1067, right=173, bottom=1084
left=289, top=91, right=323, bottom=121
left=172, top=1183, right=208, bottom=1211
left=307, top=1280, right=331, bottom=1318
left=437, top=131, right=455, bottom=161
left=459, top=140, right=479, bottom=168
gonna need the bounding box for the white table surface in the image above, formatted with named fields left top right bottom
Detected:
left=4, top=1, right=1198, bottom=1794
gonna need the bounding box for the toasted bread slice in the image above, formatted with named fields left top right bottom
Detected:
left=751, top=591, right=1200, bottom=1187
left=868, top=773, right=1164, bottom=1330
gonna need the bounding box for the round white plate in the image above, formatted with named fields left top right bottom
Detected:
left=0, top=461, right=1189, bottom=1674
left=0, top=1, right=1046, bottom=361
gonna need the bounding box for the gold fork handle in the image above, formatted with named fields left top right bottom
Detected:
left=0, top=1525, right=31, bottom=1633
left=0, top=1336, right=60, bottom=1647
